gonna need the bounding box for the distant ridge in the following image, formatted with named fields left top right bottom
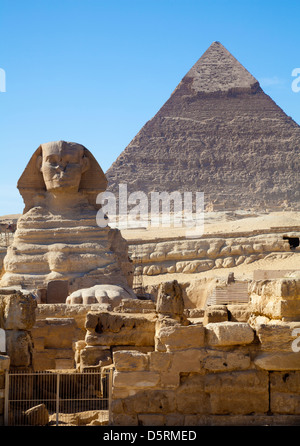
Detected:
left=106, top=42, right=300, bottom=211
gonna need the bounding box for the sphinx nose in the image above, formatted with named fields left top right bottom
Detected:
left=56, top=160, right=67, bottom=171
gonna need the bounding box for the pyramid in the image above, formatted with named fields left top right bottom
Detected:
left=106, top=41, right=300, bottom=211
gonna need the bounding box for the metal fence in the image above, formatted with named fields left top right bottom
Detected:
left=4, top=368, right=113, bottom=426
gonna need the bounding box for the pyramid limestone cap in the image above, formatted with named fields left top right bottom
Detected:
left=185, top=41, right=258, bottom=93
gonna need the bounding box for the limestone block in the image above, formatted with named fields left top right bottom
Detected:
left=160, top=371, right=180, bottom=389
left=6, top=330, right=33, bottom=367
left=156, top=280, right=184, bottom=318
left=255, top=321, right=300, bottom=352
left=148, top=351, right=172, bottom=372
left=85, top=312, right=156, bottom=347
left=270, top=372, right=300, bottom=414
left=32, top=350, right=56, bottom=371
left=138, top=414, right=165, bottom=426
left=205, top=322, right=254, bottom=346
left=254, top=352, right=300, bottom=371
left=205, top=370, right=269, bottom=414
left=176, top=373, right=209, bottom=414
left=111, top=413, right=138, bottom=426
left=203, top=305, right=228, bottom=325
left=170, top=349, right=204, bottom=374
left=202, top=349, right=251, bottom=372
left=32, top=318, right=78, bottom=349
left=113, top=350, right=149, bottom=371
left=1, top=291, right=37, bottom=330
left=155, top=324, right=205, bottom=352
left=114, top=299, right=156, bottom=314
left=80, top=346, right=111, bottom=369
left=227, top=304, right=251, bottom=322
left=125, top=389, right=176, bottom=414
left=113, top=371, right=160, bottom=389
left=24, top=404, right=49, bottom=426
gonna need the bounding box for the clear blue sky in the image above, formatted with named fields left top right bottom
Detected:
left=0, top=0, right=299, bottom=216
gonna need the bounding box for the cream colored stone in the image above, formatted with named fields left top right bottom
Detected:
left=205, top=322, right=254, bottom=346
left=148, top=351, right=172, bottom=372
left=205, top=370, right=269, bottom=415
left=155, top=323, right=205, bottom=352
left=255, top=321, right=300, bottom=352
left=6, top=330, right=33, bottom=367
left=254, top=352, right=300, bottom=370
left=113, top=350, right=149, bottom=371
left=113, top=371, right=160, bottom=389
left=203, top=305, right=228, bottom=325
left=1, top=290, right=37, bottom=330
left=85, top=311, right=156, bottom=347
left=203, top=349, right=251, bottom=372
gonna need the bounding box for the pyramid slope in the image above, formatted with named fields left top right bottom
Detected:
left=106, top=42, right=300, bottom=211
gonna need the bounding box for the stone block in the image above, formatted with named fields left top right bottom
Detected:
left=176, top=373, right=209, bottom=414
left=111, top=413, right=138, bottom=426
left=138, top=414, right=165, bottom=426
left=6, top=330, right=33, bottom=367
left=1, top=291, right=37, bottom=330
left=85, top=311, right=156, bottom=347
left=24, top=404, right=49, bottom=426
left=80, top=346, right=112, bottom=369
left=202, top=349, right=251, bottom=372
left=254, top=352, right=300, bottom=371
left=113, top=350, right=148, bottom=371
left=227, top=304, right=251, bottom=322
left=270, top=372, right=300, bottom=414
left=148, top=351, right=172, bottom=372
left=160, top=371, right=180, bottom=389
left=170, top=349, right=204, bottom=373
left=32, top=317, right=78, bottom=350
left=205, top=370, right=269, bottom=414
left=32, top=350, right=56, bottom=371
left=205, top=322, right=254, bottom=346
left=114, top=299, right=156, bottom=314
left=256, top=321, right=300, bottom=352
left=155, top=323, right=205, bottom=352
left=113, top=371, right=160, bottom=389
left=203, top=305, right=228, bottom=325
left=125, top=389, right=176, bottom=414
left=47, top=280, right=69, bottom=304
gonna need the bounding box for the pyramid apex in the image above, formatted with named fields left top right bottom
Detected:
left=184, top=41, right=258, bottom=93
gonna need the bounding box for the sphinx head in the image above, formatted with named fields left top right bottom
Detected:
left=36, top=141, right=90, bottom=194
left=17, top=140, right=108, bottom=213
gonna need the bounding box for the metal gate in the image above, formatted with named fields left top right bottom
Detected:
left=4, top=368, right=113, bottom=426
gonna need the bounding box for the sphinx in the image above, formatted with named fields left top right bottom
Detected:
left=0, top=141, right=135, bottom=306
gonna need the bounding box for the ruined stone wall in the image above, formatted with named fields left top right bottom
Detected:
left=129, top=230, right=297, bottom=278
left=79, top=278, right=300, bottom=426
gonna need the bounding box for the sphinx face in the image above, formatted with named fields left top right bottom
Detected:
left=39, top=141, right=89, bottom=193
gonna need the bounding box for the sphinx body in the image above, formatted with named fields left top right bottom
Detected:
left=0, top=141, right=134, bottom=303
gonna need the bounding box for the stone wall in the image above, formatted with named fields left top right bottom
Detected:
left=79, top=277, right=300, bottom=426
left=129, top=229, right=298, bottom=278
